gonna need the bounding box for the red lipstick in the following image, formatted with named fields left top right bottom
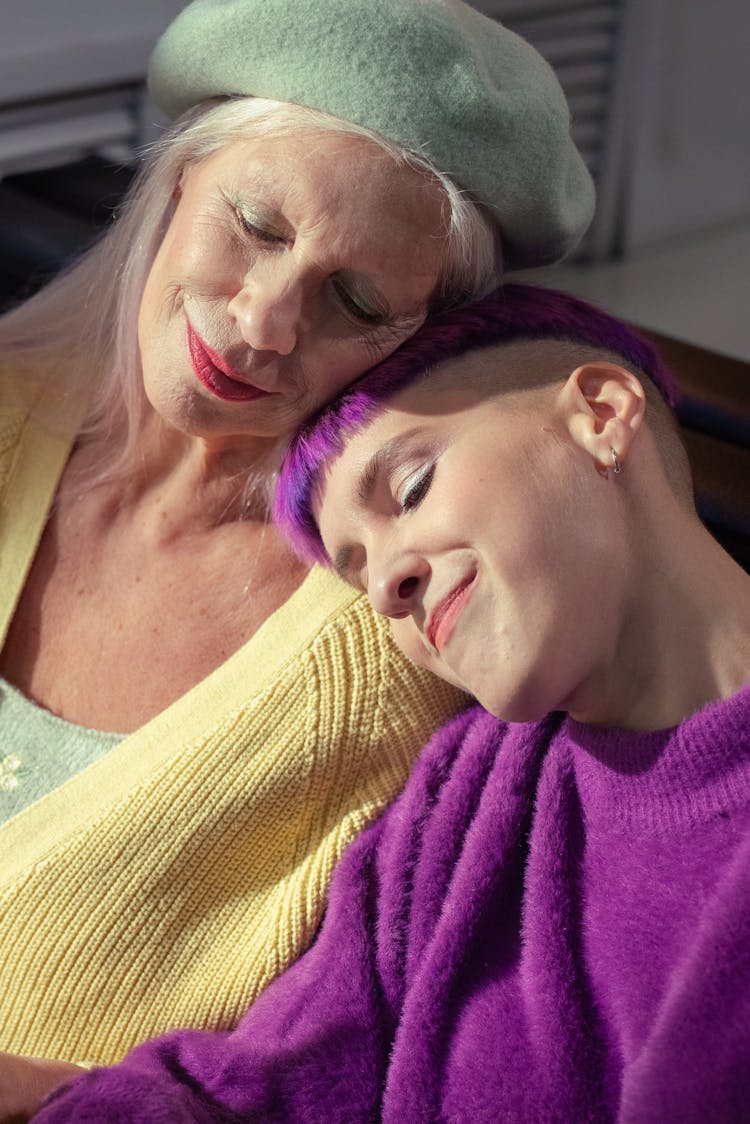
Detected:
left=187, top=324, right=274, bottom=402
left=426, top=574, right=476, bottom=653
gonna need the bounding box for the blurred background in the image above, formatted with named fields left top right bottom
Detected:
left=0, top=0, right=747, bottom=561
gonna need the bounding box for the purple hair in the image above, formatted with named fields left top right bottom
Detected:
left=274, top=283, right=679, bottom=565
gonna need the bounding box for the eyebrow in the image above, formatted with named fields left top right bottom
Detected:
left=356, top=429, right=426, bottom=504
left=356, top=444, right=391, bottom=504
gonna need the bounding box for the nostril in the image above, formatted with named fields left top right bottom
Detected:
left=397, top=576, right=419, bottom=600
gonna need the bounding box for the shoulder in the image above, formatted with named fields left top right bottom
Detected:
left=371, top=706, right=565, bottom=878
left=0, top=374, right=33, bottom=501
left=341, top=707, right=561, bottom=993
left=400, top=705, right=508, bottom=802
left=299, top=575, right=470, bottom=758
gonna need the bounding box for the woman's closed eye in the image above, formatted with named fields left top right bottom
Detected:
left=397, top=463, right=435, bottom=512
left=233, top=201, right=283, bottom=245
left=333, top=278, right=389, bottom=327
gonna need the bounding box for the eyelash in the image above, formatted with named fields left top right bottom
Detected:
left=235, top=208, right=280, bottom=245
left=333, top=279, right=387, bottom=327
left=399, top=463, right=435, bottom=512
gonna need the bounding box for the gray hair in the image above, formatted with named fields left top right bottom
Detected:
left=0, top=96, right=500, bottom=490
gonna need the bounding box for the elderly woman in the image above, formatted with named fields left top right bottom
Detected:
left=0, top=0, right=594, bottom=1109
left=34, top=286, right=750, bottom=1122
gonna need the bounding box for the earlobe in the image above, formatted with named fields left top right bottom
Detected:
left=561, top=362, right=646, bottom=476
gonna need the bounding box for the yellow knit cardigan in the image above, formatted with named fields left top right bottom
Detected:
left=0, top=376, right=465, bottom=1064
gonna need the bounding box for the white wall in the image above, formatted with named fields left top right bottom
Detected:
left=0, top=0, right=185, bottom=102
left=622, top=0, right=750, bottom=253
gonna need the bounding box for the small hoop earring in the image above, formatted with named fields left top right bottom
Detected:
left=611, top=448, right=622, bottom=475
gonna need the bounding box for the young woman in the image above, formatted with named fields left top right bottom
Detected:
left=32, top=285, right=750, bottom=1120
left=0, top=0, right=594, bottom=1107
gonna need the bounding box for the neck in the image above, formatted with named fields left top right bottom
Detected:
left=79, top=410, right=285, bottom=532
left=567, top=507, right=750, bottom=732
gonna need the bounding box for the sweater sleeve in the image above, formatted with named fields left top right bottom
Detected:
left=33, top=708, right=486, bottom=1124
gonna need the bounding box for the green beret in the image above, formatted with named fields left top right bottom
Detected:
left=148, top=0, right=595, bottom=268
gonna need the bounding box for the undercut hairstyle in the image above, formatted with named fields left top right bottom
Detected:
left=274, top=283, right=691, bottom=565
left=0, top=96, right=498, bottom=501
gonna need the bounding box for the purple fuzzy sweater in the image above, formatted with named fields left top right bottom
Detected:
left=35, top=687, right=750, bottom=1123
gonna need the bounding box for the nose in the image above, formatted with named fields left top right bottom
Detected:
left=367, top=550, right=429, bottom=620
left=227, top=260, right=303, bottom=356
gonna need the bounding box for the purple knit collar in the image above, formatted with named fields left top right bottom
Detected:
left=563, top=685, right=750, bottom=831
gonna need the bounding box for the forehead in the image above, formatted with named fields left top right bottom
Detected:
left=189, top=130, right=447, bottom=276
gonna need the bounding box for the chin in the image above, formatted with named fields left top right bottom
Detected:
left=477, top=681, right=555, bottom=725
left=485, top=701, right=550, bottom=723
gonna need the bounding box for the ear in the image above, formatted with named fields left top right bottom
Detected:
left=171, top=166, right=189, bottom=206
left=559, top=362, right=646, bottom=476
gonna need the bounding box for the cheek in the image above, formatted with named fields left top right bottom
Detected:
left=137, top=273, right=161, bottom=368
left=389, top=619, right=430, bottom=668
left=162, top=201, right=243, bottom=295
left=137, top=230, right=184, bottom=342
left=482, top=458, right=567, bottom=577
left=301, top=331, right=407, bottom=409
left=391, top=620, right=469, bottom=696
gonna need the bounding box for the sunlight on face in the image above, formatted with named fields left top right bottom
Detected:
left=138, top=130, right=448, bottom=455
left=316, top=355, right=621, bottom=722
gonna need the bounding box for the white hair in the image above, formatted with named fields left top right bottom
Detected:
left=0, top=97, right=500, bottom=490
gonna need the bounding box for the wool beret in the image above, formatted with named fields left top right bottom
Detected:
left=148, top=0, right=595, bottom=268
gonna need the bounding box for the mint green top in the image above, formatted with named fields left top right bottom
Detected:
left=0, top=676, right=125, bottom=824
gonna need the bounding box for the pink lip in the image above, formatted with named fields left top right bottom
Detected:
left=187, top=324, right=274, bottom=402
left=426, top=574, right=476, bottom=653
